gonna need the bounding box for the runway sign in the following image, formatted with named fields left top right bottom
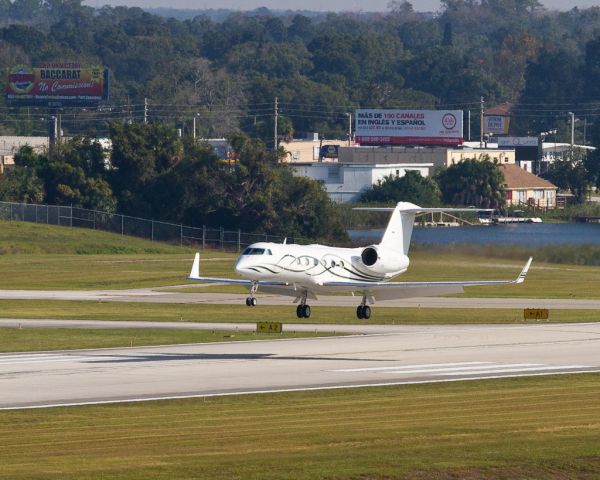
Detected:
left=257, top=322, right=282, bottom=333
left=524, top=308, right=549, bottom=320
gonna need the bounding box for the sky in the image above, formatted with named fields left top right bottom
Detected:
left=83, top=0, right=600, bottom=12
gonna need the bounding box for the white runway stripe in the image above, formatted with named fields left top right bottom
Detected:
left=0, top=353, right=114, bottom=365
left=331, top=362, right=592, bottom=376
left=333, top=362, right=494, bottom=373
left=440, top=365, right=592, bottom=376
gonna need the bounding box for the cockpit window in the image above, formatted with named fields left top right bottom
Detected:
left=266, top=249, right=273, bottom=255
left=242, top=247, right=266, bottom=255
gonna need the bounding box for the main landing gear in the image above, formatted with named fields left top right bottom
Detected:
left=245, top=282, right=258, bottom=307
left=296, top=291, right=311, bottom=318
left=356, top=294, right=371, bottom=320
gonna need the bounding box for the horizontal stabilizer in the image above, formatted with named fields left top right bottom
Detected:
left=354, top=202, right=493, bottom=214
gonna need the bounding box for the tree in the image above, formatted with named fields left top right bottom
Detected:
left=0, top=166, right=44, bottom=203
left=109, top=121, right=182, bottom=215
left=271, top=168, right=347, bottom=241
left=436, top=158, right=505, bottom=208
left=359, top=171, right=441, bottom=206
left=543, top=154, right=592, bottom=203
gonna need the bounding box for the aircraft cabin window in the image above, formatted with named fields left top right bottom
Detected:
left=331, top=260, right=336, bottom=267
left=314, top=259, right=318, bottom=266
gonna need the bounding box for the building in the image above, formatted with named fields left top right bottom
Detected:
left=0, top=155, right=15, bottom=175
left=293, top=162, right=432, bottom=203
left=499, top=164, right=557, bottom=209
left=280, top=134, right=346, bottom=163
left=0, top=136, right=48, bottom=156
left=338, top=145, right=515, bottom=174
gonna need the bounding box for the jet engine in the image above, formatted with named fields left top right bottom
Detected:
left=360, top=245, right=409, bottom=275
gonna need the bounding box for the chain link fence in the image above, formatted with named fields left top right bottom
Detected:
left=0, top=201, right=302, bottom=251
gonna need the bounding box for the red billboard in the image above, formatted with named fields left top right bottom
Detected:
left=6, top=63, right=109, bottom=106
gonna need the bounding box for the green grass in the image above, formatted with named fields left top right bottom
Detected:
left=0, top=220, right=193, bottom=255
left=1, top=300, right=598, bottom=324
left=1, top=374, right=599, bottom=479
left=0, top=327, right=332, bottom=353
left=1, top=220, right=600, bottom=300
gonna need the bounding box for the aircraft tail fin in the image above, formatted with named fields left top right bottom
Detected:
left=354, top=203, right=493, bottom=256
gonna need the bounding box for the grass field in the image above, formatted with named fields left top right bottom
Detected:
left=1, top=374, right=599, bottom=479
left=1, top=220, right=600, bottom=299
left=0, top=327, right=331, bottom=353
left=0, top=299, right=598, bottom=324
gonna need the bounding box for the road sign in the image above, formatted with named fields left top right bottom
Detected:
left=257, top=322, right=283, bottom=333
left=524, top=309, right=549, bottom=320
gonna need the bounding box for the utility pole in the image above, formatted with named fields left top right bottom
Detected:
left=144, top=97, right=148, bottom=125
left=569, top=111, right=575, bottom=160
left=273, top=96, right=278, bottom=152
left=479, top=96, right=485, bottom=148
left=467, top=109, right=471, bottom=141
left=347, top=112, right=352, bottom=146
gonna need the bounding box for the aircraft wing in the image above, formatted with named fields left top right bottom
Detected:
left=321, top=257, right=533, bottom=302
left=186, top=252, right=289, bottom=287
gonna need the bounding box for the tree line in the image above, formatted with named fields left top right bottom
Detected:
left=4, top=0, right=600, bottom=146
left=0, top=123, right=347, bottom=240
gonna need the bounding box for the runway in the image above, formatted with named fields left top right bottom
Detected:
left=2, top=322, right=600, bottom=410
left=1, top=287, right=599, bottom=308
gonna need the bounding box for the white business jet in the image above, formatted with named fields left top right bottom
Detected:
left=188, top=202, right=532, bottom=319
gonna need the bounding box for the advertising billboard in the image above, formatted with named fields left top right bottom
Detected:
left=6, top=63, right=109, bottom=107
left=484, top=115, right=510, bottom=135
left=355, top=109, right=464, bottom=147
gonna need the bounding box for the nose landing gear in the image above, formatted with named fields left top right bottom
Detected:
left=245, top=282, right=258, bottom=307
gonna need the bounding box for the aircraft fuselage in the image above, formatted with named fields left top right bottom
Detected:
left=234, top=242, right=409, bottom=288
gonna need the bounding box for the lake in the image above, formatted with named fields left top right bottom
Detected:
left=349, top=223, right=600, bottom=246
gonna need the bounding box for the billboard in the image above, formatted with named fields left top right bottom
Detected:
left=484, top=115, right=510, bottom=135
left=6, top=63, right=109, bottom=107
left=355, top=109, right=463, bottom=147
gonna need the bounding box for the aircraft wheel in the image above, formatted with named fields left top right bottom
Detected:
left=362, top=305, right=371, bottom=320
left=296, top=304, right=303, bottom=318
left=245, top=297, right=251, bottom=307
left=250, top=297, right=257, bottom=307
left=356, top=306, right=364, bottom=319
left=302, top=304, right=311, bottom=318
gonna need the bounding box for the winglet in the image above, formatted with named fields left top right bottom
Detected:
left=189, top=252, right=201, bottom=279
left=515, top=257, right=533, bottom=284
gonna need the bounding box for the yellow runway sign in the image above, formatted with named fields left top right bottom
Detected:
left=524, top=309, right=549, bottom=320
left=257, top=322, right=282, bottom=333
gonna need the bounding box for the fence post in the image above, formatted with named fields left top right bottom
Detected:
left=220, top=227, right=224, bottom=250
left=151, top=220, right=154, bottom=242
left=46, top=205, right=49, bottom=224
left=70, top=204, right=73, bottom=227
left=180, top=224, right=183, bottom=247
left=121, top=214, right=124, bottom=235
left=93, top=211, right=96, bottom=230
left=238, top=229, right=241, bottom=252
left=202, top=225, right=206, bottom=249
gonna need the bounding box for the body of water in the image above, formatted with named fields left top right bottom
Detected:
left=349, top=223, right=600, bottom=247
